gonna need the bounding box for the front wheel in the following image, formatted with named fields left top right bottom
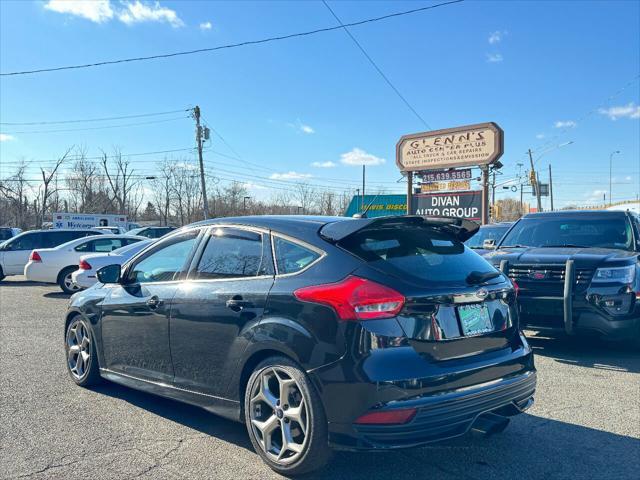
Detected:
left=65, top=316, right=101, bottom=387
left=244, top=356, right=331, bottom=476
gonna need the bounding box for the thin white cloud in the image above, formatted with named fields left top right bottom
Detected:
left=300, top=124, right=315, bottom=134
left=0, top=134, right=15, bottom=142
left=118, top=1, right=184, bottom=27
left=554, top=120, right=577, bottom=128
left=535, top=133, right=545, bottom=139
left=585, top=189, right=607, bottom=204
left=199, top=21, right=212, bottom=30
left=340, top=148, right=386, bottom=166
left=270, top=171, right=313, bottom=180
left=311, top=161, right=337, bottom=168
left=488, top=30, right=507, bottom=44
left=598, top=103, right=640, bottom=120
left=44, top=0, right=114, bottom=23
left=44, top=1, right=183, bottom=27
left=625, top=176, right=632, bottom=181
left=486, top=53, right=503, bottom=63
left=242, top=181, right=267, bottom=191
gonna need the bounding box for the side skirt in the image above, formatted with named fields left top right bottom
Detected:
left=99, top=368, right=242, bottom=422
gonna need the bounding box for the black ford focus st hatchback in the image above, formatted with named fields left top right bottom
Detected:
left=64, top=215, right=536, bottom=475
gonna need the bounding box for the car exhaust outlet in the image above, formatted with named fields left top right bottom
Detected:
left=471, top=412, right=510, bottom=436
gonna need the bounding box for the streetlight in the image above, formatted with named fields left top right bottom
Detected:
left=609, top=150, right=621, bottom=206
left=243, top=196, right=251, bottom=213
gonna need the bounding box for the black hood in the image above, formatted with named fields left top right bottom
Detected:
left=484, top=246, right=639, bottom=269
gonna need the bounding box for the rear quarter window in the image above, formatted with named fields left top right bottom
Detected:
left=273, top=237, right=322, bottom=275
left=339, top=226, right=497, bottom=286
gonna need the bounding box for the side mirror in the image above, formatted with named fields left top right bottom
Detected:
left=483, top=239, right=497, bottom=250
left=96, top=264, right=121, bottom=284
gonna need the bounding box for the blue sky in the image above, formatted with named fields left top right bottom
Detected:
left=1, top=0, right=639, bottom=209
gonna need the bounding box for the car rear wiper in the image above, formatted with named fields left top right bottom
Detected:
left=466, top=270, right=502, bottom=285
left=539, top=244, right=588, bottom=248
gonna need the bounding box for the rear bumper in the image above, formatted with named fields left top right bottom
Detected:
left=71, top=269, right=96, bottom=289
left=342, top=372, right=535, bottom=450
left=310, top=330, right=535, bottom=450
left=24, top=261, right=56, bottom=283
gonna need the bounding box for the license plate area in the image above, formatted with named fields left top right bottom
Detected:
left=457, top=304, right=493, bottom=336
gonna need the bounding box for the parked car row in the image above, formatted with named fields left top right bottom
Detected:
left=0, top=225, right=174, bottom=290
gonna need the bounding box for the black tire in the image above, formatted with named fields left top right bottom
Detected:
left=0, top=266, right=5, bottom=282
left=244, top=356, right=331, bottom=476
left=58, top=266, right=80, bottom=294
left=64, top=316, right=102, bottom=387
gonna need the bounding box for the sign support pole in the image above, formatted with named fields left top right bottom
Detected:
left=481, top=165, right=489, bottom=225
left=406, top=172, right=413, bottom=215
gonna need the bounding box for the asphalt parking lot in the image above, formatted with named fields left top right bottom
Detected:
left=1, top=276, right=638, bottom=480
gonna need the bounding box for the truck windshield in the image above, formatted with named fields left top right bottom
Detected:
left=338, top=225, right=498, bottom=287
left=466, top=225, right=510, bottom=248
left=500, top=215, right=633, bottom=250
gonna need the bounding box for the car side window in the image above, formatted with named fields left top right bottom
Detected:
left=76, top=238, right=126, bottom=253
left=5, top=232, right=40, bottom=251
left=273, top=237, right=321, bottom=275
left=194, top=228, right=271, bottom=279
left=128, top=231, right=198, bottom=284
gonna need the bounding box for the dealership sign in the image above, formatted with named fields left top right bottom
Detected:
left=420, top=180, right=471, bottom=193
left=412, top=190, right=482, bottom=221
left=396, top=122, right=504, bottom=172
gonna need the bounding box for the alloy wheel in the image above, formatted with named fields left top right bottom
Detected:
left=64, top=273, right=80, bottom=292
left=249, top=367, right=309, bottom=465
left=66, top=319, right=91, bottom=380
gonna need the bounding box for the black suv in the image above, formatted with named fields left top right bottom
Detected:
left=484, top=210, right=640, bottom=344
left=64, top=215, right=535, bottom=475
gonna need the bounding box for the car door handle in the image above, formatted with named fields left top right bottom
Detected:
left=226, top=297, right=253, bottom=311
left=146, top=296, right=164, bottom=309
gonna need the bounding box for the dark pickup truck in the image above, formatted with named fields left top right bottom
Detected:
left=483, top=210, right=640, bottom=345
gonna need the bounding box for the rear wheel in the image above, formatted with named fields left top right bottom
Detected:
left=65, top=316, right=101, bottom=386
left=244, top=356, right=331, bottom=476
left=58, top=266, right=81, bottom=294
left=0, top=266, right=5, bottom=282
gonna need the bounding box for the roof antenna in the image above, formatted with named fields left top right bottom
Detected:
left=353, top=193, right=381, bottom=218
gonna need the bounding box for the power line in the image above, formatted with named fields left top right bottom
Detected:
left=322, top=0, right=431, bottom=129
left=1, top=115, right=190, bottom=135
left=0, top=1, right=464, bottom=77
left=0, top=108, right=191, bottom=126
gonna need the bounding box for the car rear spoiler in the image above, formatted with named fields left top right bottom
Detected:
left=319, top=215, right=480, bottom=243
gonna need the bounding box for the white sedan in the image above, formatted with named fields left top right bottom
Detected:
left=71, top=239, right=154, bottom=289
left=24, top=234, right=146, bottom=293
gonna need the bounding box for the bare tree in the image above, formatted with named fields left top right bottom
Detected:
left=101, top=148, right=140, bottom=216
left=152, top=160, right=175, bottom=225
left=293, top=183, right=316, bottom=214
left=35, top=147, right=72, bottom=227
left=0, top=160, right=30, bottom=228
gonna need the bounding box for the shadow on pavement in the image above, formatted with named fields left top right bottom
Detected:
left=91, top=382, right=254, bottom=452
left=91, top=382, right=639, bottom=480
left=44, top=291, right=71, bottom=299
left=0, top=279, right=50, bottom=287
left=526, top=332, right=640, bottom=374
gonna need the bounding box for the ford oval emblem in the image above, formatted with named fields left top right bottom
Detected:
left=476, top=288, right=489, bottom=299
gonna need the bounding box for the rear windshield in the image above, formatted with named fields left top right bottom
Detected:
left=466, top=225, right=510, bottom=248
left=0, top=229, right=13, bottom=241
left=338, top=226, right=497, bottom=286
left=500, top=215, right=633, bottom=250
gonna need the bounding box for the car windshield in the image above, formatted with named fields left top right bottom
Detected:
left=338, top=225, right=498, bottom=287
left=500, top=215, right=633, bottom=250
left=466, top=225, right=511, bottom=248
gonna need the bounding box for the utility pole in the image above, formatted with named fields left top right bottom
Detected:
left=481, top=165, right=490, bottom=224
left=548, top=164, right=554, bottom=211
left=528, top=149, right=542, bottom=213
left=491, top=170, right=496, bottom=210
left=362, top=165, right=366, bottom=212
left=609, top=150, right=620, bottom=206
left=193, top=106, right=210, bottom=219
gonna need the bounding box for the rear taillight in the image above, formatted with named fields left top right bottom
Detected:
left=78, top=259, right=92, bottom=270
left=30, top=251, right=42, bottom=262
left=294, top=276, right=405, bottom=321
left=355, top=407, right=417, bottom=425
